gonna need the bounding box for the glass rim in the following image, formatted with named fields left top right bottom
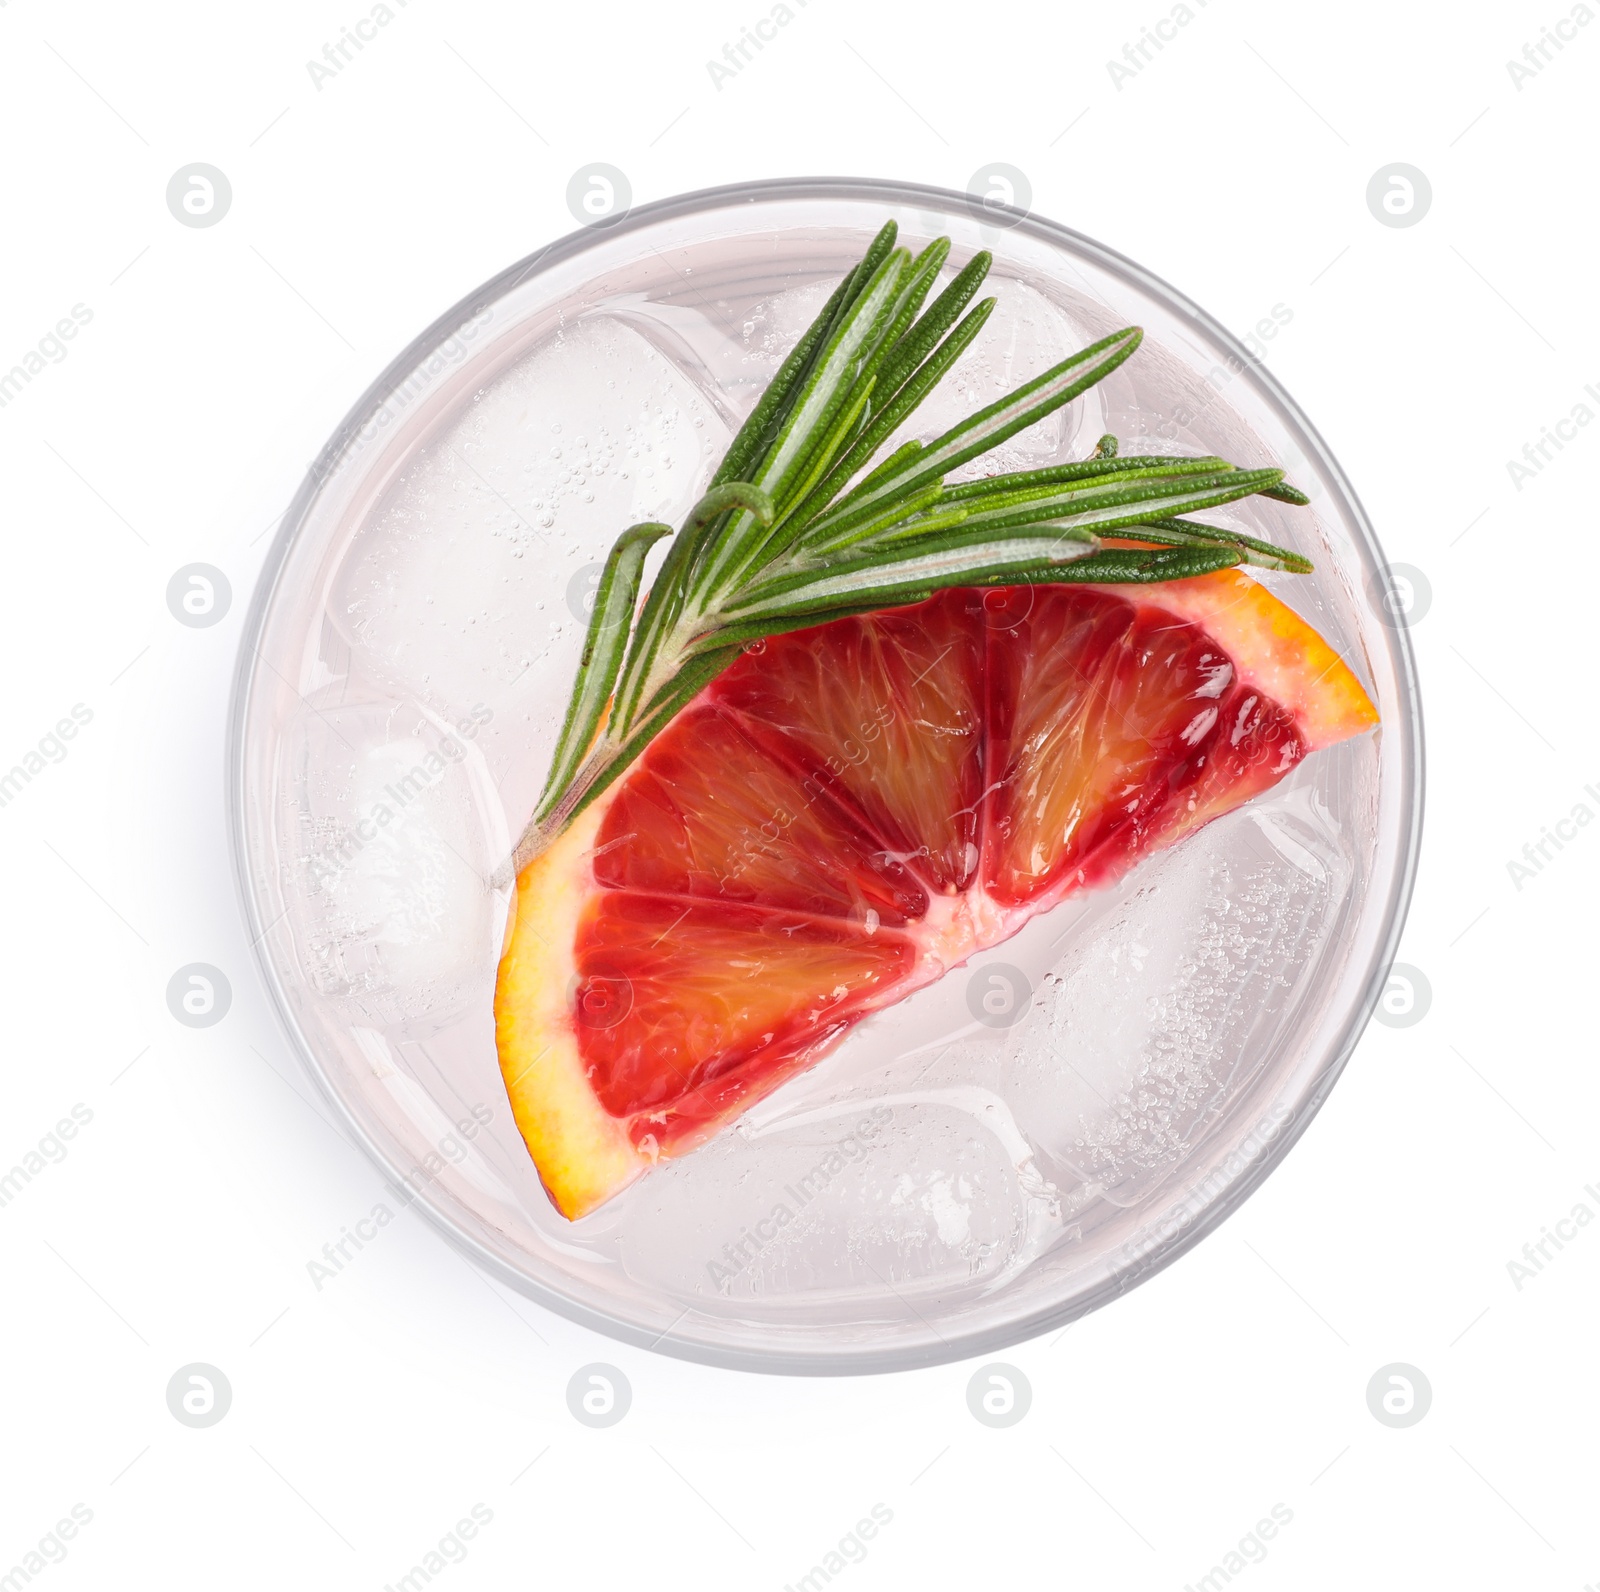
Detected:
left=227, top=174, right=1425, bottom=1375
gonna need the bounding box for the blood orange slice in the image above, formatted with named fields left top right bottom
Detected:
left=495, top=570, right=1377, bottom=1218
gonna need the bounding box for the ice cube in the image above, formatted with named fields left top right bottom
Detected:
left=326, top=315, right=731, bottom=809
left=284, top=695, right=506, bottom=1028
left=1001, top=785, right=1350, bottom=1207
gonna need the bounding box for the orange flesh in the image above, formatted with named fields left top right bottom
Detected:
left=496, top=575, right=1378, bottom=1217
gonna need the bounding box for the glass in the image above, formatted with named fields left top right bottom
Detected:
left=229, top=178, right=1422, bottom=1373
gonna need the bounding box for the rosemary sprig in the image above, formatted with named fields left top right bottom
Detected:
left=506, top=222, right=1314, bottom=876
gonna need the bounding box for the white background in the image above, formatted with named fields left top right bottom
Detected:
left=2, top=0, right=1596, bottom=1587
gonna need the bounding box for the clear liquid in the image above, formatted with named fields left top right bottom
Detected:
left=248, top=214, right=1388, bottom=1354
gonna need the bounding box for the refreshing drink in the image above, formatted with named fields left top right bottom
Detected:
left=233, top=181, right=1418, bottom=1370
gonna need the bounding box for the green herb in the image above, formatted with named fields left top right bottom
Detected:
left=509, top=221, right=1312, bottom=875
